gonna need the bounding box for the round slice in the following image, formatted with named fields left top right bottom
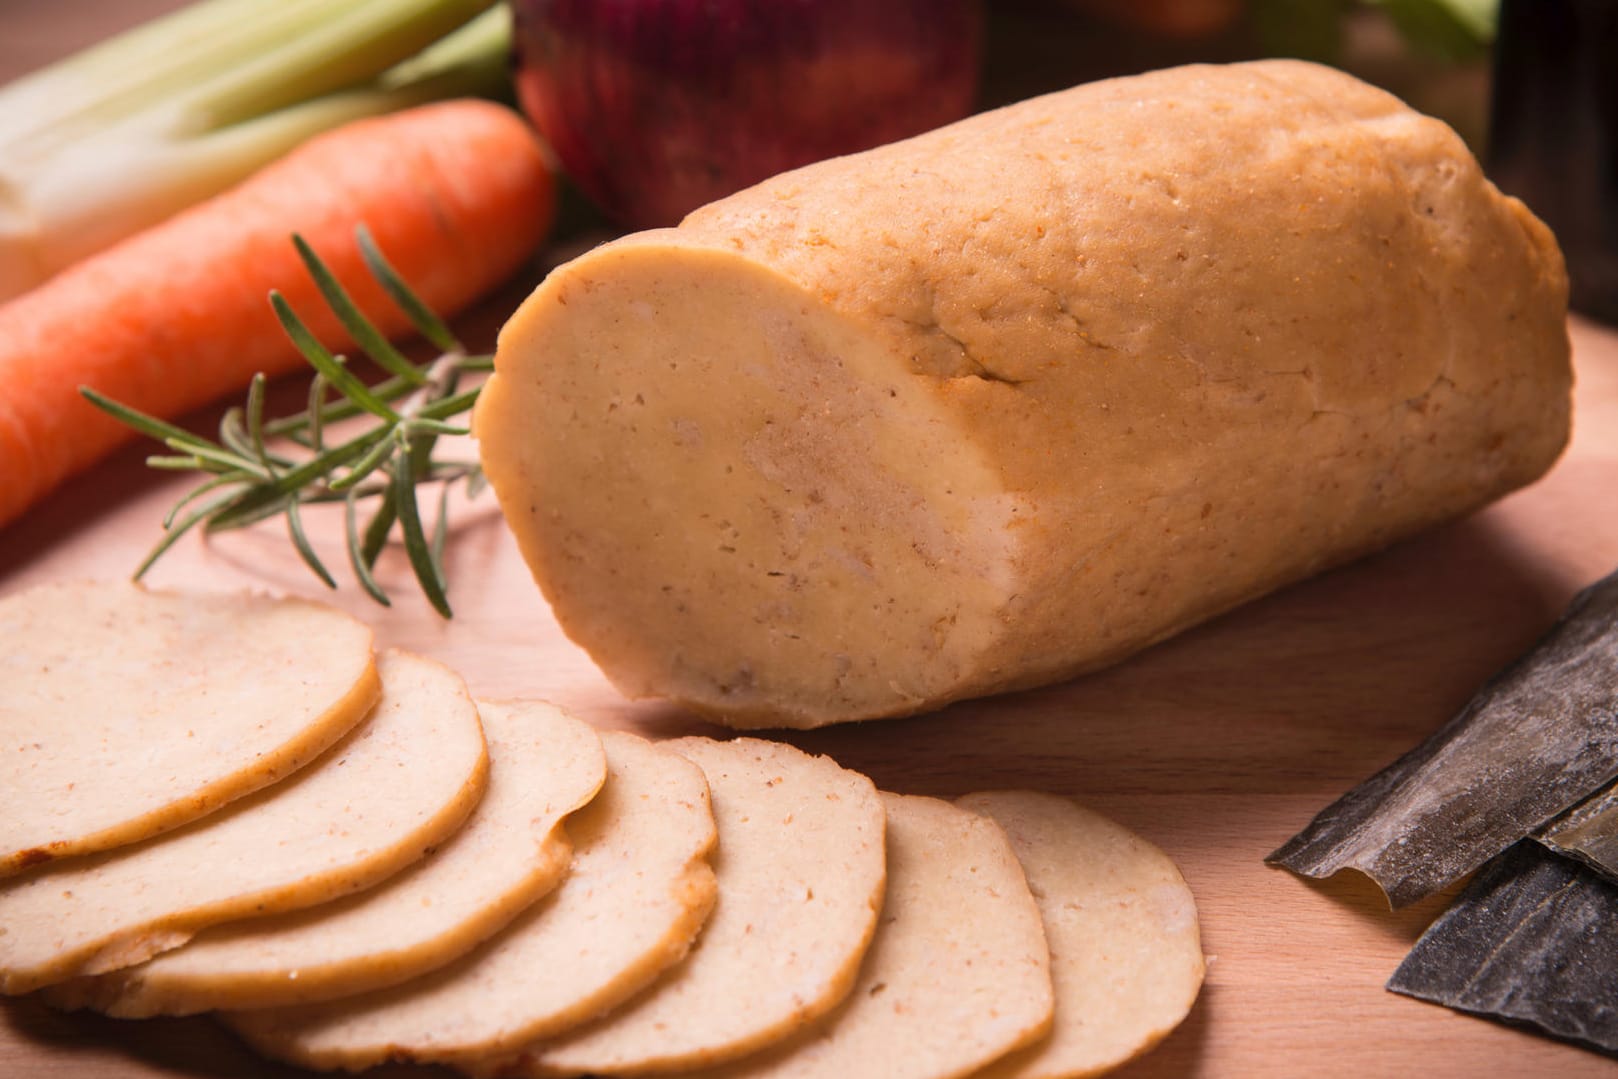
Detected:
left=957, top=791, right=1205, bottom=1079
left=46, top=700, right=604, bottom=1016
left=226, top=730, right=718, bottom=1071
left=0, top=581, right=380, bottom=876
left=512, top=736, right=887, bottom=1076
left=0, top=649, right=487, bottom=996
left=694, top=792, right=1054, bottom=1079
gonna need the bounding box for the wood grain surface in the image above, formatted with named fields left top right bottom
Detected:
left=5, top=4, right=1618, bottom=1077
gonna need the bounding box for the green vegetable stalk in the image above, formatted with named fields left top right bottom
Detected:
left=0, top=0, right=512, bottom=303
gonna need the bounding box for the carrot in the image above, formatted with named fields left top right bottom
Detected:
left=0, top=98, right=556, bottom=530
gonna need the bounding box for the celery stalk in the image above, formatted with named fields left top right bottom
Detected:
left=0, top=0, right=510, bottom=303
left=187, top=0, right=500, bottom=131
left=0, top=0, right=343, bottom=151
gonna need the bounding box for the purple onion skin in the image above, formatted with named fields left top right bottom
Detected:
left=511, top=0, right=985, bottom=229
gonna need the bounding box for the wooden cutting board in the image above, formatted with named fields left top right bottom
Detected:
left=5, top=5, right=1618, bottom=1077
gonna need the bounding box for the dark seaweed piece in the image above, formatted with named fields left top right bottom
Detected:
left=1267, top=568, right=1618, bottom=908
left=1538, top=779, right=1618, bottom=883
left=1388, top=842, right=1618, bottom=1058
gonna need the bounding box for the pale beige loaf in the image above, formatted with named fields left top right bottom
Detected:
left=476, top=59, right=1572, bottom=728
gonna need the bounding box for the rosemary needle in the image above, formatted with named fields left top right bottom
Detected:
left=81, top=226, right=488, bottom=617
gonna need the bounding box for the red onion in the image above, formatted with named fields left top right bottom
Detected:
left=510, top=0, right=985, bottom=229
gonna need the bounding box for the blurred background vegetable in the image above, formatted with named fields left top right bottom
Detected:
left=0, top=0, right=512, bottom=303
left=984, top=0, right=1497, bottom=146
left=508, top=0, right=986, bottom=229
left=1486, top=0, right=1618, bottom=325
left=1057, top=0, right=1248, bottom=38
left=1250, top=0, right=1495, bottom=64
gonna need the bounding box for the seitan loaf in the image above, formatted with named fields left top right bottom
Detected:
left=476, top=60, right=1571, bottom=727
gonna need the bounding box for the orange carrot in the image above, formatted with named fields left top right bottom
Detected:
left=0, top=98, right=556, bottom=530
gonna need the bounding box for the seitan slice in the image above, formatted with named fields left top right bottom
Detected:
left=0, top=581, right=379, bottom=875
left=0, top=649, right=486, bottom=995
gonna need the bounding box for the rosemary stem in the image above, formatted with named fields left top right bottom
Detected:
left=83, top=225, right=490, bottom=615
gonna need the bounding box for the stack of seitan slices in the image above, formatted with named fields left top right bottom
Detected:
left=44, top=699, right=608, bottom=1016
left=0, top=580, right=1207, bottom=1077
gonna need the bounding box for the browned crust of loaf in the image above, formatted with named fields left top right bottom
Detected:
left=672, top=59, right=1572, bottom=713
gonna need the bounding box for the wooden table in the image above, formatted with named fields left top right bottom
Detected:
left=5, top=5, right=1618, bottom=1077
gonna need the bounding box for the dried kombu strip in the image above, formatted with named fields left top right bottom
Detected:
left=1537, top=779, right=1618, bottom=883
left=1268, top=568, right=1618, bottom=908
left=1387, top=842, right=1618, bottom=1057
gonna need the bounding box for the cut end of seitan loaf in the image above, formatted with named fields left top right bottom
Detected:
left=475, top=59, right=1572, bottom=729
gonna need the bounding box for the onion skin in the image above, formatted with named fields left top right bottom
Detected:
left=511, top=0, right=984, bottom=229
left=1060, top=0, right=1245, bottom=39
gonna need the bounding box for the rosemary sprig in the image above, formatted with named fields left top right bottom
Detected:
left=81, top=225, right=488, bottom=617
